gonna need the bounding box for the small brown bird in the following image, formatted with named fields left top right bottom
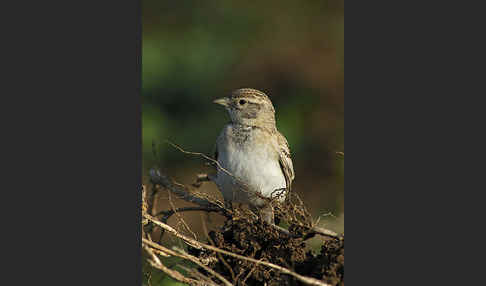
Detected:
left=211, top=88, right=294, bottom=224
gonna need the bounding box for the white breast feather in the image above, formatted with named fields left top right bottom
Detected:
left=216, top=131, right=287, bottom=207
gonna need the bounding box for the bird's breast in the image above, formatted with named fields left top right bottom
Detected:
left=216, top=132, right=286, bottom=202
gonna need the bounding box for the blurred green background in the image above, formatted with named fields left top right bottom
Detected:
left=142, top=2, right=343, bottom=283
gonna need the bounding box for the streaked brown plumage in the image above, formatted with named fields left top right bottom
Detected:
left=211, top=88, right=295, bottom=224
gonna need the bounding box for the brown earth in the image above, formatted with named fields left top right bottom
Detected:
left=188, top=206, right=344, bottom=286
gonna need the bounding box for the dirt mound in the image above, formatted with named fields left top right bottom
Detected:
left=189, top=207, right=344, bottom=286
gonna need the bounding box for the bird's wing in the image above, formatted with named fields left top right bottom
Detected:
left=276, top=131, right=295, bottom=192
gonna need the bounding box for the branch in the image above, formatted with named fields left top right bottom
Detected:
left=143, top=244, right=201, bottom=285
left=311, top=226, right=340, bottom=239
left=149, top=169, right=222, bottom=209
left=156, top=206, right=223, bottom=223
left=143, top=239, right=232, bottom=286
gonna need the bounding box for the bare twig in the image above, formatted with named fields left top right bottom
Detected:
left=201, top=215, right=236, bottom=283
left=167, top=189, right=198, bottom=241
left=143, top=239, right=232, bottom=286
left=149, top=169, right=230, bottom=241
left=147, top=185, right=158, bottom=216
left=165, top=141, right=256, bottom=195
left=157, top=206, right=222, bottom=223
left=311, top=226, right=340, bottom=239
left=143, top=244, right=200, bottom=286
left=165, top=141, right=235, bottom=181
left=149, top=168, right=222, bottom=209
left=191, top=173, right=211, bottom=188
left=179, top=265, right=219, bottom=286
left=242, top=262, right=258, bottom=285
left=174, top=247, right=233, bottom=286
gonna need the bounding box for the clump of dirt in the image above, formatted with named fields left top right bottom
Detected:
left=188, top=205, right=344, bottom=286
left=296, top=237, right=344, bottom=286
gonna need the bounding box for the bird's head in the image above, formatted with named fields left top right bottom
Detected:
left=213, top=88, right=276, bottom=127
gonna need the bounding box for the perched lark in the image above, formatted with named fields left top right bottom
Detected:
left=211, top=88, right=294, bottom=224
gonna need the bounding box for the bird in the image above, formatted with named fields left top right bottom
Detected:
left=210, top=88, right=294, bottom=224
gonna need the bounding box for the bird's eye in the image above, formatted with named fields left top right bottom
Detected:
left=239, top=99, right=247, bottom=105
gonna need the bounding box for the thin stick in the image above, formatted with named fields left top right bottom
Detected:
left=143, top=239, right=232, bottom=286
left=311, top=226, right=340, bottom=239
left=167, top=189, right=198, bottom=241
left=201, top=214, right=236, bottom=283
left=166, top=141, right=236, bottom=181
left=149, top=169, right=221, bottom=209
left=143, top=245, right=200, bottom=285
left=156, top=206, right=222, bottom=222
left=179, top=265, right=219, bottom=286
left=165, top=141, right=256, bottom=194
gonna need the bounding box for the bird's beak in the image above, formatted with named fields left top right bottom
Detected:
left=213, top=97, right=230, bottom=107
